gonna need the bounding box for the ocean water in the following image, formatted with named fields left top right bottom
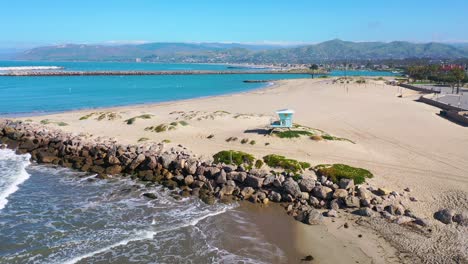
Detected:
left=0, top=61, right=395, bottom=116
left=0, top=149, right=286, bottom=264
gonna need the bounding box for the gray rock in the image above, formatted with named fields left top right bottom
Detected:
left=311, top=186, right=333, bottom=200
left=268, top=191, right=282, bottom=202
left=263, top=175, right=275, bottom=186
left=353, top=208, right=374, bottom=217
left=381, top=211, right=396, bottom=220
left=357, top=188, right=372, bottom=200
left=338, top=178, right=354, bottom=190
left=309, top=196, right=320, bottom=207
left=219, top=185, right=235, bottom=196
left=184, top=175, right=194, bottom=186
left=414, top=218, right=430, bottom=227
left=231, top=171, right=247, bottom=183
left=329, top=199, right=341, bottom=210
left=299, top=177, right=315, bottom=192
left=325, top=209, right=338, bottom=217
left=344, top=196, right=360, bottom=208
left=395, top=216, right=414, bottom=225
left=332, top=189, right=348, bottom=199
left=453, top=211, right=468, bottom=226
left=241, top=187, right=255, bottom=199
left=301, top=192, right=310, bottom=200
left=215, top=169, right=227, bottom=184
left=434, top=208, right=456, bottom=224
left=245, top=175, right=264, bottom=188
left=160, top=153, right=176, bottom=169
left=283, top=178, right=302, bottom=198
left=304, top=209, right=323, bottom=225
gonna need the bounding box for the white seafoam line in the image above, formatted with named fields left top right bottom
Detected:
left=61, top=201, right=236, bottom=264
left=0, top=149, right=31, bottom=210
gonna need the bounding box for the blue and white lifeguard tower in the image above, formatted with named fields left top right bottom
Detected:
left=270, top=109, right=295, bottom=129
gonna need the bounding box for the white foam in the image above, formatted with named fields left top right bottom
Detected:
left=60, top=230, right=155, bottom=264
left=62, top=204, right=235, bottom=264
left=0, top=149, right=31, bottom=210
left=0, top=66, right=64, bottom=71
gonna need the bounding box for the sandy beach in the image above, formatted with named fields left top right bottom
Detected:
left=17, top=77, right=468, bottom=263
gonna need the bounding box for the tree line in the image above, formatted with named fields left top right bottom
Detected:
left=407, top=65, right=467, bottom=93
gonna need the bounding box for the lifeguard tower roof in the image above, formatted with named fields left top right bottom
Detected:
left=276, top=109, right=295, bottom=114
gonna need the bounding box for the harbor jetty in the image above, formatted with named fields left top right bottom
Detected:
left=1, top=119, right=458, bottom=228
left=1, top=70, right=313, bottom=77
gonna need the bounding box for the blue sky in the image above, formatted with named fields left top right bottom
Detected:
left=1, top=0, right=467, bottom=48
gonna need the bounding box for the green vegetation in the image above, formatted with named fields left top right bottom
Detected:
left=254, top=159, right=264, bottom=169
left=125, top=114, right=153, bottom=125
left=79, top=113, right=94, bottom=120
left=356, top=78, right=366, bottom=84
left=292, top=174, right=302, bottom=181
left=40, top=119, right=68, bottom=126
left=240, top=138, right=249, bottom=144
left=138, top=137, right=150, bottom=142
left=249, top=140, right=256, bottom=145
left=213, top=150, right=255, bottom=166
left=56, top=122, right=69, bottom=126
left=162, top=139, right=171, bottom=143
left=225, top=137, right=238, bottom=142
left=263, top=154, right=310, bottom=173
left=274, top=130, right=313, bottom=138
left=145, top=121, right=188, bottom=133
left=407, top=65, right=468, bottom=93
left=315, top=164, right=374, bottom=184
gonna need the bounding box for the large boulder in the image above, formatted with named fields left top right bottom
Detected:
left=353, top=208, right=374, bottom=217
left=311, top=186, right=333, bottom=200
left=338, top=178, right=354, bottom=190
left=215, top=169, right=227, bottom=184
left=245, top=175, right=264, bottom=188
left=298, top=177, right=315, bottom=192
left=434, top=208, right=456, bottom=224
left=268, top=191, right=282, bottom=202
left=105, top=165, right=122, bottom=175
left=241, top=187, right=255, bottom=199
left=129, top=154, right=146, bottom=170
left=332, top=189, right=348, bottom=199
left=344, top=196, right=360, bottom=208
left=283, top=178, right=302, bottom=198
left=160, top=153, right=177, bottom=169
left=230, top=171, right=247, bottom=183
left=304, top=209, right=323, bottom=225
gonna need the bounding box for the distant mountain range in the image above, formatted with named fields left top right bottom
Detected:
left=14, top=39, right=468, bottom=63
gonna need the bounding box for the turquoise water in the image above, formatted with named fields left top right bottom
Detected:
left=0, top=61, right=395, bottom=115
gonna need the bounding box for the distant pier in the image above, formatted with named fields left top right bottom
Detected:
left=0, top=70, right=316, bottom=77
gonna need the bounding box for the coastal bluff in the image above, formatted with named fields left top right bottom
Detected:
left=1, top=120, right=464, bottom=228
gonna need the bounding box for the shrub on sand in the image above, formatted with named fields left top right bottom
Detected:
left=314, top=164, right=373, bottom=184
left=263, top=154, right=310, bottom=173
left=213, top=150, right=255, bottom=166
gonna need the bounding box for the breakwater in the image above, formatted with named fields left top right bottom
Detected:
left=0, top=120, right=442, bottom=227
left=0, top=70, right=312, bottom=77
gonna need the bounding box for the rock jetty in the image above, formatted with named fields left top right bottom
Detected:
left=0, top=119, right=446, bottom=227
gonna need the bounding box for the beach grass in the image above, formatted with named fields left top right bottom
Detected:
left=213, top=150, right=255, bottom=166
left=263, top=154, right=310, bottom=173
left=138, top=137, right=150, bottom=142
left=315, top=164, right=373, bottom=184
left=125, top=114, right=153, bottom=125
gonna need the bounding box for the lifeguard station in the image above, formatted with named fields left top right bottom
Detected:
left=270, top=109, right=294, bottom=131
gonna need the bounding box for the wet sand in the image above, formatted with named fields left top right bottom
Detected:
left=237, top=202, right=400, bottom=264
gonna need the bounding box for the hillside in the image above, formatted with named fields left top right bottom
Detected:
left=16, top=39, right=468, bottom=63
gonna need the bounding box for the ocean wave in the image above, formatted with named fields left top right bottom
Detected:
left=0, top=66, right=64, bottom=71
left=0, top=149, right=31, bottom=210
